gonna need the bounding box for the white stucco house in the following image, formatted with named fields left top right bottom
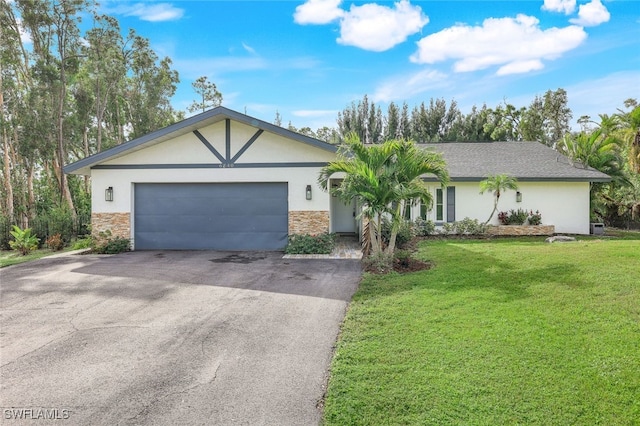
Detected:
left=64, top=106, right=610, bottom=250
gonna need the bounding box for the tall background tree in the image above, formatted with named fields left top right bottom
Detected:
left=1, top=0, right=183, bottom=243
left=187, top=76, right=222, bottom=114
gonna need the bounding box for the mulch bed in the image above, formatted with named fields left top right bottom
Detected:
left=392, top=257, right=432, bottom=273
left=362, top=237, right=433, bottom=274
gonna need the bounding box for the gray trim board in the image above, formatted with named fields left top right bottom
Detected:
left=91, top=162, right=329, bottom=170
left=231, top=129, right=263, bottom=163
left=225, top=119, right=231, bottom=162
left=193, top=130, right=226, bottom=164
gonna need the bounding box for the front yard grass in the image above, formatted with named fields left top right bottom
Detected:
left=0, top=247, right=73, bottom=268
left=324, top=236, right=640, bottom=425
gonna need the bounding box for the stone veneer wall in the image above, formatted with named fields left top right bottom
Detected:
left=486, top=225, right=555, bottom=236
left=92, top=212, right=131, bottom=239
left=288, top=211, right=330, bottom=235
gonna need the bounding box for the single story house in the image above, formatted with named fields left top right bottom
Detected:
left=64, top=106, right=610, bottom=250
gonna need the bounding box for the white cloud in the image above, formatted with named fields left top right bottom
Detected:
left=373, top=69, right=449, bottom=102
left=570, top=0, right=610, bottom=27
left=294, top=0, right=428, bottom=52
left=242, top=43, right=257, bottom=55
left=541, top=0, right=576, bottom=14
left=497, top=59, right=545, bottom=76
left=294, top=0, right=344, bottom=24
left=106, top=3, right=184, bottom=22
left=410, top=14, right=587, bottom=75
left=338, top=0, right=429, bottom=51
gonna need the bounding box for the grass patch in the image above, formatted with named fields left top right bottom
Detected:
left=324, top=236, right=640, bottom=425
left=0, top=247, right=76, bottom=268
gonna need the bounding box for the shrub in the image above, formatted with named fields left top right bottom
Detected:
left=92, top=230, right=131, bottom=254
left=455, top=218, right=487, bottom=235
left=381, top=218, right=415, bottom=248
left=285, top=233, right=336, bottom=254
left=413, top=218, right=435, bottom=236
left=439, top=218, right=487, bottom=235
left=528, top=210, right=543, bottom=225
left=440, top=222, right=454, bottom=235
left=46, top=233, right=65, bottom=251
left=0, top=215, right=11, bottom=250
left=498, top=208, right=530, bottom=225
left=72, top=237, right=93, bottom=250
left=47, top=207, right=75, bottom=244
left=363, top=251, right=394, bottom=274
left=498, top=209, right=543, bottom=225
left=9, top=225, right=40, bottom=255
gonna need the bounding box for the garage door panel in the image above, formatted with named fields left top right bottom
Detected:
left=135, top=232, right=287, bottom=251
left=134, top=183, right=288, bottom=250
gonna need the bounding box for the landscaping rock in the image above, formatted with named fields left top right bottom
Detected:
left=545, top=235, right=577, bottom=243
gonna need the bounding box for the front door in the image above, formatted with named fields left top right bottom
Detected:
left=331, top=195, right=357, bottom=233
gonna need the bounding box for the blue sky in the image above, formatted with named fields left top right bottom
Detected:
left=100, top=0, right=640, bottom=131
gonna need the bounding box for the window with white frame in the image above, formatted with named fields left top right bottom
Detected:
left=436, top=188, right=444, bottom=221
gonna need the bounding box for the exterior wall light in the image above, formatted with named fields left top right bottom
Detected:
left=105, top=186, right=114, bottom=202
left=516, top=191, right=522, bottom=203
left=306, top=185, right=312, bottom=200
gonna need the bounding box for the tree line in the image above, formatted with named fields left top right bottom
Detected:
left=286, top=90, right=572, bottom=146
left=291, top=94, right=639, bottom=228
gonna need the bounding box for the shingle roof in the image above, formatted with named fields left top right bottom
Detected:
left=419, top=141, right=611, bottom=182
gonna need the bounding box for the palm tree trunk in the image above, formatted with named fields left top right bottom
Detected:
left=484, top=196, right=500, bottom=225
left=385, top=201, right=404, bottom=255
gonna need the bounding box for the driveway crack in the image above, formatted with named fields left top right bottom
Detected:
left=127, top=358, right=223, bottom=422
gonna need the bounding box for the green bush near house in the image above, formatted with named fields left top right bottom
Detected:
left=381, top=218, right=415, bottom=248
left=498, top=208, right=530, bottom=225
left=413, top=218, right=435, bottom=236
left=285, top=233, right=336, bottom=254
left=440, top=217, right=487, bottom=235
left=92, top=230, right=131, bottom=254
left=72, top=237, right=93, bottom=250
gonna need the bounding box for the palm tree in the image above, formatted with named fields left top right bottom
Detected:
left=385, top=139, right=449, bottom=253
left=616, top=104, right=640, bottom=174
left=318, top=134, right=448, bottom=258
left=558, top=129, right=628, bottom=186
left=479, top=174, right=519, bottom=225
left=558, top=129, right=630, bottom=222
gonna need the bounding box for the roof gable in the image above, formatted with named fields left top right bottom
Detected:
left=64, top=106, right=338, bottom=175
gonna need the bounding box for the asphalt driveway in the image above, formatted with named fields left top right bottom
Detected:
left=0, top=251, right=361, bottom=425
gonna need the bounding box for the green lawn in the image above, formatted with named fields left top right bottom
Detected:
left=0, top=247, right=72, bottom=268
left=324, top=235, right=640, bottom=425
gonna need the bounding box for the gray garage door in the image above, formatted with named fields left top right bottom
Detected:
left=134, top=183, right=288, bottom=250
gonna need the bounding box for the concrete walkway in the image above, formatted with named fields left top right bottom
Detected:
left=283, top=235, right=363, bottom=260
